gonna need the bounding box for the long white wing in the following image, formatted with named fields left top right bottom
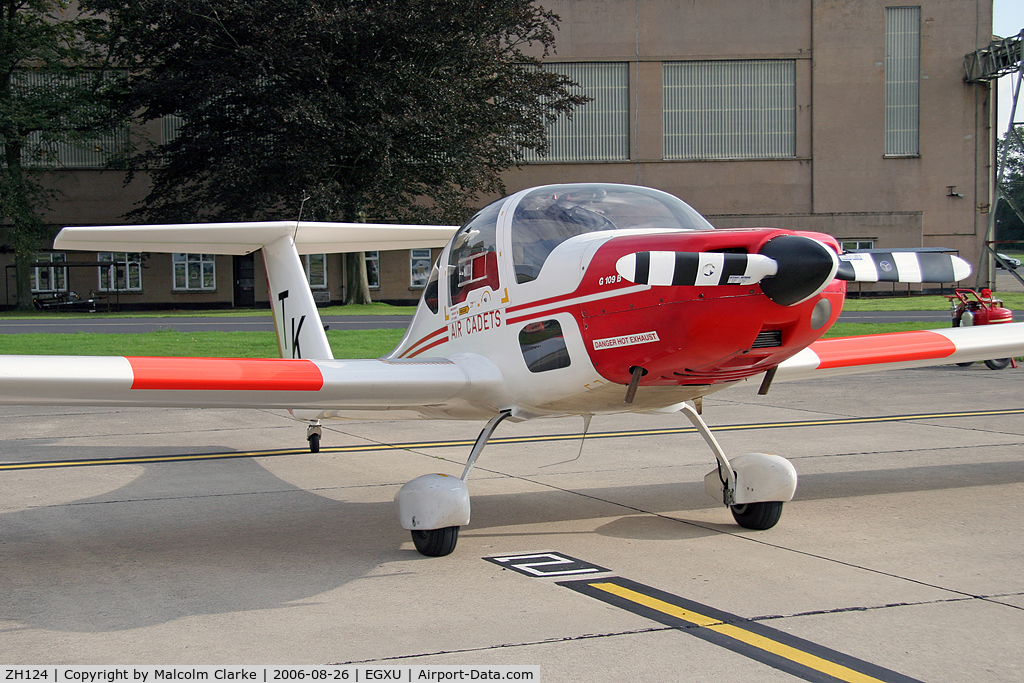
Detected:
left=0, top=354, right=510, bottom=420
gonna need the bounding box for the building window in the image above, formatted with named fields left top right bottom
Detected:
left=841, top=240, right=876, bottom=251
left=31, top=253, right=68, bottom=293
left=521, top=62, right=629, bottom=162
left=663, top=60, right=796, bottom=160
left=14, top=72, right=129, bottom=168
left=885, top=6, right=920, bottom=157
left=304, top=254, right=327, bottom=289
left=410, top=249, right=432, bottom=288
left=365, top=251, right=380, bottom=290
left=98, top=252, right=142, bottom=292
left=173, top=253, right=216, bottom=291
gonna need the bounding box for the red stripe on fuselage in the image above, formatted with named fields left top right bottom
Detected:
left=406, top=335, right=450, bottom=358
left=128, top=357, right=324, bottom=391
left=809, top=331, right=957, bottom=369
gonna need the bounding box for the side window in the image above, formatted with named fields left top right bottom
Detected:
left=423, top=259, right=440, bottom=314
left=519, top=320, right=571, bottom=373
left=449, top=201, right=502, bottom=306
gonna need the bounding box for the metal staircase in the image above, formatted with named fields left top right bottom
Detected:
left=965, top=30, right=1024, bottom=289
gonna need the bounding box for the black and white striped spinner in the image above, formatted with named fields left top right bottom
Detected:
left=615, top=251, right=778, bottom=287
left=836, top=252, right=971, bottom=283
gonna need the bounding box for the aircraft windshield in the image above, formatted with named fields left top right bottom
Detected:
left=510, top=184, right=714, bottom=283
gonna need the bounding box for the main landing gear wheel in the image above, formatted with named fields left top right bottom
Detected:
left=984, top=358, right=1011, bottom=370
left=730, top=501, right=784, bottom=530
left=411, top=526, right=459, bottom=557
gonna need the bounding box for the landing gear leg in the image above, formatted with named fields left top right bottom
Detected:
left=396, top=410, right=513, bottom=556
left=306, top=421, right=322, bottom=453
left=680, top=402, right=797, bottom=530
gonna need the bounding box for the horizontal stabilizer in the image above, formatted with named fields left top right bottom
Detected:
left=56, top=221, right=459, bottom=255
left=837, top=251, right=971, bottom=283
left=615, top=251, right=778, bottom=286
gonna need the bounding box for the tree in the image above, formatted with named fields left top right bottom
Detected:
left=1, top=1, right=116, bottom=309
left=94, top=0, right=587, bottom=303
left=995, top=126, right=1024, bottom=244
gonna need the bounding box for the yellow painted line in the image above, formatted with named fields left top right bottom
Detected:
left=591, top=582, right=891, bottom=683
left=3, top=407, right=1021, bottom=472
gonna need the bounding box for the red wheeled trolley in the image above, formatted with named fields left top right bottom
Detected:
left=946, top=288, right=1017, bottom=370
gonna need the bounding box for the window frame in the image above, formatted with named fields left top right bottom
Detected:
left=410, top=249, right=433, bottom=289
left=97, top=252, right=143, bottom=293
left=663, top=59, right=797, bottom=161
left=304, top=253, right=327, bottom=289
left=30, top=253, right=68, bottom=293
left=520, top=62, right=630, bottom=163
left=365, top=251, right=380, bottom=290
left=884, top=6, right=921, bottom=158
left=172, top=253, right=217, bottom=291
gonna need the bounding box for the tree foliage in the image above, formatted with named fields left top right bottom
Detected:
left=995, top=125, right=1024, bottom=243
left=96, top=0, right=588, bottom=228
left=1, top=1, right=115, bottom=308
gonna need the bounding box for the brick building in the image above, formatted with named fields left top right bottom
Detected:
left=2, top=1, right=998, bottom=308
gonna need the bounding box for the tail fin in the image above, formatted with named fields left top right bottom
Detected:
left=263, top=233, right=332, bottom=359
left=54, top=220, right=459, bottom=360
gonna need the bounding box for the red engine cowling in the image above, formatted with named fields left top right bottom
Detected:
left=577, top=228, right=845, bottom=386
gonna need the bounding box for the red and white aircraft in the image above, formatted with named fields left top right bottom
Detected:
left=3, top=183, right=1023, bottom=556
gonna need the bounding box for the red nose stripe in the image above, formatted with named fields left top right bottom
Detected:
left=128, top=357, right=324, bottom=391
left=810, top=331, right=957, bottom=369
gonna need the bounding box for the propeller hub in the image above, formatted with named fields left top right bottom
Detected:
left=758, top=235, right=839, bottom=306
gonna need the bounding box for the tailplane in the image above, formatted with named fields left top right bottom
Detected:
left=55, top=220, right=458, bottom=360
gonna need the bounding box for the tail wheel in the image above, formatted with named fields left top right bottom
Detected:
left=730, top=501, right=784, bottom=530
left=411, top=526, right=459, bottom=556
left=984, top=358, right=1011, bottom=370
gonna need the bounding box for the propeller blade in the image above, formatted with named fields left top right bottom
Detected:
left=836, top=251, right=971, bottom=283
left=615, top=251, right=778, bottom=287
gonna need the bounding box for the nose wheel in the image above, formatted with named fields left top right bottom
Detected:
left=411, top=527, right=460, bottom=557
left=306, top=421, right=322, bottom=453
left=679, top=402, right=796, bottom=530
left=730, top=501, right=784, bottom=530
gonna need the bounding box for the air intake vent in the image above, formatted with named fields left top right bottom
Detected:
left=752, top=330, right=783, bottom=348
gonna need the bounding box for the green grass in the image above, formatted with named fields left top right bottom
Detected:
left=0, top=321, right=977, bottom=358
left=0, top=301, right=415, bottom=319
left=0, top=329, right=406, bottom=358
left=823, top=321, right=944, bottom=338
left=841, top=291, right=1024, bottom=311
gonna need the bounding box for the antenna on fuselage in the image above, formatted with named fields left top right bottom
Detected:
left=295, top=194, right=311, bottom=239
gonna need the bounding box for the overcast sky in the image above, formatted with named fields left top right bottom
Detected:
left=994, top=0, right=1024, bottom=132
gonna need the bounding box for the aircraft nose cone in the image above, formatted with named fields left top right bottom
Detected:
left=758, top=235, right=838, bottom=306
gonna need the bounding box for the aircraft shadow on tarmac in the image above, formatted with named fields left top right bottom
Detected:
left=1, top=448, right=1022, bottom=633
